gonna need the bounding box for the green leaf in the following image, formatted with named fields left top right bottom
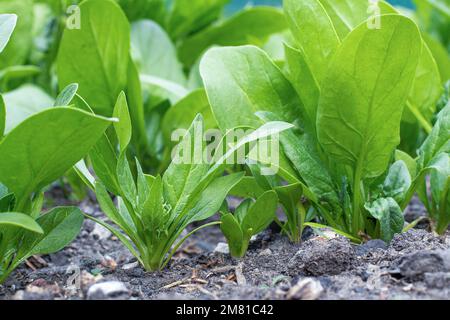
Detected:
left=113, top=92, right=132, bottom=153
left=220, top=213, right=244, bottom=257
left=365, top=197, right=404, bottom=243
left=319, top=0, right=396, bottom=37
left=242, top=190, right=278, bottom=235
left=229, top=176, right=265, bottom=199
left=395, top=149, right=417, bottom=178
left=57, top=0, right=130, bottom=116
left=167, top=0, right=229, bottom=40
left=19, top=207, right=83, bottom=256
left=423, top=33, right=450, bottom=82
left=234, top=199, right=252, bottom=223
left=131, top=20, right=186, bottom=85
left=405, top=43, right=442, bottom=131
left=0, top=108, right=113, bottom=203
left=284, top=44, right=320, bottom=129
left=117, top=0, right=165, bottom=24
left=383, top=160, right=412, bottom=203
left=142, top=175, right=165, bottom=232
left=163, top=115, right=209, bottom=216
left=95, top=181, right=128, bottom=230
left=0, top=14, right=17, bottom=53
left=317, top=14, right=422, bottom=178
left=200, top=45, right=303, bottom=132
left=54, top=83, right=79, bottom=107
left=3, top=84, right=53, bottom=134
left=284, top=0, right=340, bottom=83
left=256, top=111, right=339, bottom=211
left=90, top=134, right=121, bottom=195
left=162, top=89, right=216, bottom=145
left=418, top=102, right=450, bottom=170
left=0, top=94, right=4, bottom=137
left=117, top=153, right=137, bottom=207
left=189, top=172, right=244, bottom=223
left=180, top=7, right=287, bottom=67
left=0, top=0, right=32, bottom=69
left=0, top=212, right=42, bottom=233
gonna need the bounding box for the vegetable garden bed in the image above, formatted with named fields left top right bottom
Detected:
left=0, top=0, right=449, bottom=301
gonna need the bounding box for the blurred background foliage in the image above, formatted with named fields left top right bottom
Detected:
left=226, top=0, right=414, bottom=14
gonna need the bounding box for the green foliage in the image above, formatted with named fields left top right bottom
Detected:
left=221, top=191, right=278, bottom=258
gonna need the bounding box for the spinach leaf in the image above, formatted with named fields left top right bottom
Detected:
left=57, top=0, right=130, bottom=116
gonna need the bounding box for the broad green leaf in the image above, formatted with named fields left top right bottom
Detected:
left=200, top=45, right=303, bottom=132
left=131, top=20, right=186, bottom=85
left=139, top=74, right=188, bottom=104
left=189, top=172, right=244, bottom=222
left=161, top=89, right=216, bottom=145
left=3, top=84, right=53, bottom=134
left=274, top=183, right=303, bottom=220
left=317, top=15, right=421, bottom=178
left=220, top=213, right=243, bottom=257
left=383, top=160, right=412, bottom=203
left=126, top=57, right=147, bottom=148
left=167, top=0, right=229, bottom=40
left=117, top=153, right=137, bottom=207
left=54, top=83, right=79, bottom=107
left=90, top=134, right=121, bottom=195
left=256, top=111, right=340, bottom=211
left=136, top=159, right=150, bottom=213
left=395, top=149, right=417, bottom=178
left=284, top=0, right=340, bottom=83
left=19, top=207, right=83, bottom=256
left=405, top=43, right=442, bottom=130
left=113, top=92, right=132, bottom=153
left=0, top=65, right=40, bottom=90
left=429, top=153, right=450, bottom=207
left=423, top=33, right=450, bottom=82
left=234, top=199, right=252, bottom=223
left=117, top=0, right=165, bottom=24
left=163, top=115, right=209, bottom=216
left=0, top=13, right=16, bottom=53
left=284, top=44, right=319, bottom=128
left=318, top=0, right=396, bottom=39
left=142, top=175, right=165, bottom=232
left=179, top=7, right=288, bottom=67
left=364, top=197, right=404, bottom=243
left=57, top=0, right=130, bottom=116
left=418, top=102, right=450, bottom=170
left=0, top=0, right=32, bottom=69
left=0, top=94, right=4, bottom=137
left=0, top=212, right=42, bottom=233
left=242, top=190, right=277, bottom=235
left=229, top=176, right=265, bottom=199
left=0, top=108, right=113, bottom=202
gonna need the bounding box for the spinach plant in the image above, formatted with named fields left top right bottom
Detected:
left=401, top=102, right=450, bottom=234
left=0, top=105, right=113, bottom=283
left=76, top=90, right=292, bottom=269
left=201, top=3, right=434, bottom=243
left=0, top=19, right=113, bottom=281
left=220, top=190, right=278, bottom=258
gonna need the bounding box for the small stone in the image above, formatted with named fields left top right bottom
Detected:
left=122, top=261, right=139, bottom=270
left=87, top=281, right=129, bottom=300
left=259, top=249, right=272, bottom=256
left=287, top=278, right=323, bottom=300
left=214, top=242, right=230, bottom=254
left=91, top=223, right=112, bottom=240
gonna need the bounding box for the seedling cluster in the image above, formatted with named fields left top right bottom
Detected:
left=0, top=0, right=448, bottom=283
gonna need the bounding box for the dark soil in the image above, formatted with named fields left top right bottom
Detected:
left=0, top=191, right=449, bottom=300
